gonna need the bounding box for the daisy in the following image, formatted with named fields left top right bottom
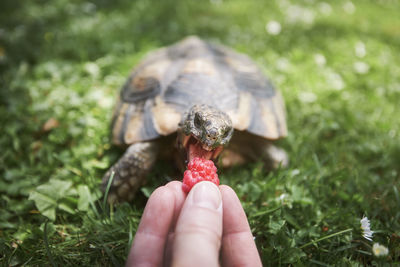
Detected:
left=360, top=216, right=373, bottom=241
left=372, top=243, right=389, bottom=257
left=265, top=21, right=281, bottom=35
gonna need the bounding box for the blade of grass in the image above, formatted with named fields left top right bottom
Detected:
left=21, top=256, right=33, bottom=266
left=355, top=249, right=372, bottom=255
left=44, top=221, right=57, bottom=267
left=127, top=220, right=133, bottom=252
left=103, top=171, right=115, bottom=210
left=309, top=259, right=332, bottom=267
left=89, top=196, right=101, bottom=219
left=300, top=228, right=353, bottom=249
left=102, top=244, right=120, bottom=267
left=250, top=206, right=281, bottom=218
left=393, top=185, right=400, bottom=206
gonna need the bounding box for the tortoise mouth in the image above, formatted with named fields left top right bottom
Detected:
left=181, top=134, right=223, bottom=162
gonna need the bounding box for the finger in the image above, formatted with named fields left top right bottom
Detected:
left=220, top=185, right=262, bottom=267
left=172, top=181, right=223, bottom=267
left=164, top=181, right=187, bottom=229
left=163, top=181, right=187, bottom=266
left=126, top=186, right=176, bottom=267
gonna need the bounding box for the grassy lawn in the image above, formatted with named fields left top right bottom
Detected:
left=1, top=0, right=400, bottom=265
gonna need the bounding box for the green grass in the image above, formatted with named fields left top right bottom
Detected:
left=1, top=0, right=400, bottom=265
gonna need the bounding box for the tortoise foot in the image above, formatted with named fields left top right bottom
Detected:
left=264, top=145, right=288, bottom=169
left=102, top=142, right=158, bottom=204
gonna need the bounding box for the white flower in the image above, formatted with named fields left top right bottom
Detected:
left=279, top=193, right=287, bottom=201
left=291, top=169, right=300, bottom=176
left=354, top=61, right=370, bottom=74
left=84, top=62, right=100, bottom=77
left=285, top=5, right=315, bottom=25
left=318, top=2, right=332, bottom=15
left=360, top=216, right=373, bottom=241
left=355, top=41, right=366, bottom=58
left=326, top=71, right=345, bottom=91
left=299, top=92, right=317, bottom=103
left=210, top=0, right=222, bottom=5
left=314, top=53, right=326, bottom=66
left=343, top=1, right=356, bottom=14
left=372, top=243, right=389, bottom=257
left=266, top=21, right=281, bottom=35
left=275, top=57, right=290, bottom=71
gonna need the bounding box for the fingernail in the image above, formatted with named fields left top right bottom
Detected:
left=190, top=182, right=222, bottom=210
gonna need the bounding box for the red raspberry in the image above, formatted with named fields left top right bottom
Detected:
left=182, top=157, right=219, bottom=193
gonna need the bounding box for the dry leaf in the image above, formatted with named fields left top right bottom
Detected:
left=42, top=118, right=59, bottom=132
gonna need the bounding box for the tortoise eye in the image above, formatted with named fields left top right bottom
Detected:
left=223, top=128, right=232, bottom=139
left=194, top=113, right=202, bottom=128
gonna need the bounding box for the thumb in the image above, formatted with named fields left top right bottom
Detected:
left=172, top=181, right=223, bottom=267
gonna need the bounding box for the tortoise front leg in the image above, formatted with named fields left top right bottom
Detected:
left=259, top=143, right=289, bottom=169
left=102, top=141, right=159, bottom=203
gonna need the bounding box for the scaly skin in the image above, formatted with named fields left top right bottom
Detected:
left=179, top=104, right=233, bottom=149
left=102, top=142, right=159, bottom=204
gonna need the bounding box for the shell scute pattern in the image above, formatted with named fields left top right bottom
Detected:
left=112, top=36, right=287, bottom=145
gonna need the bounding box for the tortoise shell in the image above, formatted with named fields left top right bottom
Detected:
left=111, top=36, right=287, bottom=145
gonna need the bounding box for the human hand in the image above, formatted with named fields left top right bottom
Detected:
left=126, top=181, right=262, bottom=267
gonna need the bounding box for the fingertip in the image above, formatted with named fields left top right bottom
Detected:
left=164, top=181, right=186, bottom=202
left=151, top=185, right=175, bottom=201
left=220, top=185, right=244, bottom=215
left=219, top=184, right=236, bottom=196
left=219, top=185, right=262, bottom=267
left=127, top=185, right=176, bottom=267
left=219, top=184, right=249, bottom=234
left=189, top=181, right=222, bottom=211
left=165, top=180, right=183, bottom=189
left=164, top=180, right=186, bottom=225
left=137, top=185, right=176, bottom=233
left=144, top=186, right=176, bottom=214
left=172, top=182, right=223, bottom=267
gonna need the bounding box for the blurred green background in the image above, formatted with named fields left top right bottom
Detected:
left=1, top=0, right=400, bottom=265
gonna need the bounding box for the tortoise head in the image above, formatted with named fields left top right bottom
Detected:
left=178, top=104, right=233, bottom=161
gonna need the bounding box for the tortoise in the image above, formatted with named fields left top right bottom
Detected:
left=102, top=36, right=288, bottom=203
